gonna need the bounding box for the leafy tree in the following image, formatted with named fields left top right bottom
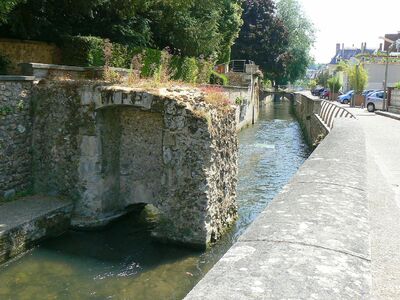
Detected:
left=148, top=0, right=242, bottom=60
left=231, top=0, right=290, bottom=85
left=276, top=0, right=315, bottom=84
left=0, top=0, right=242, bottom=62
left=348, top=64, right=368, bottom=94
left=0, top=0, right=25, bottom=23
left=327, top=76, right=342, bottom=94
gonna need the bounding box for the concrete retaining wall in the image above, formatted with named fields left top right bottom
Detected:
left=294, top=93, right=329, bottom=147
left=185, top=118, right=371, bottom=299
left=222, top=82, right=260, bottom=131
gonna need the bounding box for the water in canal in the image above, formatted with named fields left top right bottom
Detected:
left=0, top=100, right=310, bottom=300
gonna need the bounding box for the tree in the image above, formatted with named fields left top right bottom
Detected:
left=0, top=0, right=24, bottom=24
left=276, top=0, right=315, bottom=84
left=348, top=64, right=368, bottom=94
left=231, top=0, right=290, bottom=85
left=0, top=0, right=242, bottom=62
left=148, top=0, right=242, bottom=60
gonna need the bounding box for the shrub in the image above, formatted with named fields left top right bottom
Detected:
left=395, top=82, right=400, bottom=89
left=141, top=48, right=162, bottom=77
left=327, top=76, right=342, bottom=93
left=196, top=57, right=213, bottom=84
left=180, top=57, right=199, bottom=83
left=0, top=54, right=10, bottom=74
left=210, top=70, right=229, bottom=85
left=348, top=64, right=368, bottom=94
left=61, top=36, right=104, bottom=67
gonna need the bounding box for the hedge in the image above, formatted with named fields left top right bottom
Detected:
left=60, top=35, right=218, bottom=84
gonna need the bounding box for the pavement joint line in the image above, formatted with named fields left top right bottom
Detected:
left=295, top=181, right=366, bottom=192
left=238, top=239, right=371, bottom=262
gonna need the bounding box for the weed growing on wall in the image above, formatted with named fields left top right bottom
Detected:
left=201, top=86, right=232, bottom=109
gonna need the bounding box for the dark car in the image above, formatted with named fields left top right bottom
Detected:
left=312, top=87, right=325, bottom=96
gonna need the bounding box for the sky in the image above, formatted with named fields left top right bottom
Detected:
left=297, top=0, right=399, bottom=64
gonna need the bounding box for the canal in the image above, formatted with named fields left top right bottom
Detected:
left=0, top=100, right=310, bottom=299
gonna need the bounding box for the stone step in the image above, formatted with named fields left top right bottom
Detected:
left=0, top=195, right=73, bottom=265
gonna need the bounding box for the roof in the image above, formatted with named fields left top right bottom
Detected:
left=330, top=48, right=375, bottom=64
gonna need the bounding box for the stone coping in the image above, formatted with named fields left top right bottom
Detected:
left=185, top=118, right=370, bottom=299
left=0, top=75, right=35, bottom=81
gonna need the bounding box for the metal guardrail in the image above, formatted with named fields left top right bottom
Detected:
left=318, top=100, right=356, bottom=130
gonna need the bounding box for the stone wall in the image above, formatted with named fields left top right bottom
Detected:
left=0, top=77, right=35, bottom=199
left=29, top=83, right=238, bottom=248
left=0, top=39, right=62, bottom=75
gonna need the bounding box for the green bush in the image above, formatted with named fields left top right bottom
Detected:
left=61, top=36, right=104, bottom=67
left=196, top=59, right=213, bottom=84
left=60, top=35, right=215, bottom=84
left=180, top=57, right=198, bottom=83
left=395, top=82, right=400, bottom=89
left=327, top=76, right=342, bottom=93
left=141, top=48, right=162, bottom=77
left=210, top=70, right=229, bottom=85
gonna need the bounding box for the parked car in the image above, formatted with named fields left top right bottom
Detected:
left=312, top=87, right=325, bottom=96
left=362, top=89, right=378, bottom=97
left=365, top=91, right=384, bottom=112
left=320, top=89, right=330, bottom=99
left=337, top=90, right=354, bottom=104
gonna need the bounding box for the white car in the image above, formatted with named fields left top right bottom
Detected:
left=365, top=91, right=384, bottom=112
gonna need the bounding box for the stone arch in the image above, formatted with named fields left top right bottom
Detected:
left=72, top=86, right=238, bottom=248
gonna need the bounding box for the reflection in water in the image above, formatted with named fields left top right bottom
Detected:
left=0, top=100, right=310, bottom=300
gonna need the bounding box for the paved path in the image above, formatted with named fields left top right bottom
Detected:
left=351, top=110, right=400, bottom=298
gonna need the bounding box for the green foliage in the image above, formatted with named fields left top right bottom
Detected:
left=60, top=34, right=215, bottom=84
left=0, top=0, right=242, bottom=63
left=61, top=36, right=105, bottom=67
left=0, top=54, right=11, bottom=74
left=232, top=0, right=290, bottom=86
left=316, top=70, right=329, bottom=87
left=180, top=57, right=199, bottom=83
left=308, top=79, right=317, bottom=90
left=0, top=0, right=24, bottom=24
left=395, top=82, right=400, bottom=89
left=210, top=70, right=229, bottom=86
left=141, top=48, right=162, bottom=77
left=235, top=96, right=245, bottom=105
left=348, top=64, right=368, bottom=94
left=0, top=105, right=13, bottom=116
left=327, top=76, right=342, bottom=93
left=276, top=0, right=315, bottom=84
left=196, top=59, right=214, bottom=84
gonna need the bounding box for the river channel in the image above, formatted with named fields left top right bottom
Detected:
left=0, top=100, right=310, bottom=300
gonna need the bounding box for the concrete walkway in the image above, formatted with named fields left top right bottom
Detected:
left=0, top=196, right=72, bottom=265
left=186, top=109, right=400, bottom=299
left=353, top=110, right=400, bottom=298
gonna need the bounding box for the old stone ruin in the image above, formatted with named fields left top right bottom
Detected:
left=0, top=79, right=239, bottom=248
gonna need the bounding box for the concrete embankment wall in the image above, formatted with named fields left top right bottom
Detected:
left=294, top=93, right=329, bottom=147
left=186, top=118, right=370, bottom=299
